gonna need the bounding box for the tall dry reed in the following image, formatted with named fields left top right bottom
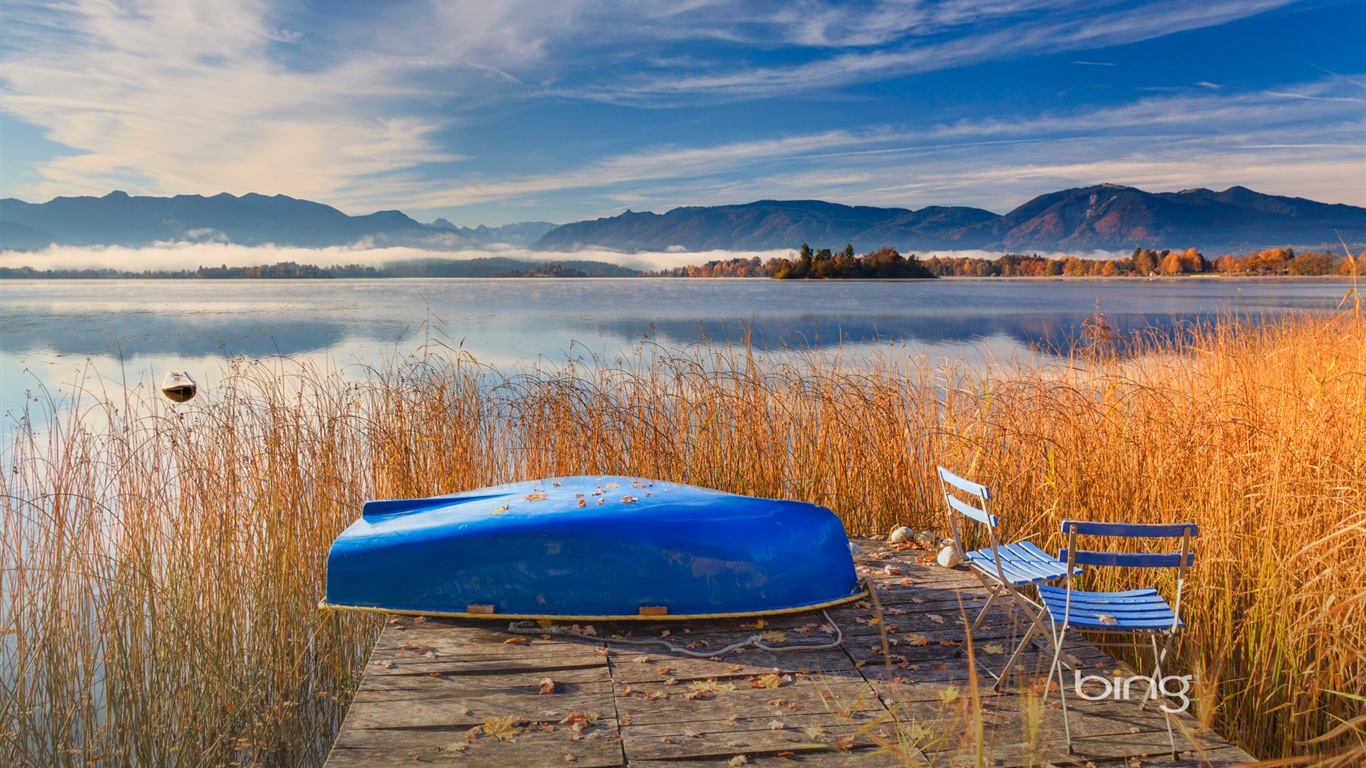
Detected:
left=1, top=308, right=1361, bottom=765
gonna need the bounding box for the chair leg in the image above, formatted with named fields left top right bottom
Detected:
left=1046, top=623, right=1074, bottom=754
left=1150, top=634, right=1178, bottom=761
left=994, top=607, right=1049, bottom=691
left=956, top=584, right=1003, bottom=658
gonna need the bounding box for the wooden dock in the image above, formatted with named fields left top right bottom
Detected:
left=323, top=540, right=1258, bottom=767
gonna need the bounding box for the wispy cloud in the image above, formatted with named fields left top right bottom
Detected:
left=399, top=78, right=1366, bottom=216
left=574, top=0, right=1295, bottom=102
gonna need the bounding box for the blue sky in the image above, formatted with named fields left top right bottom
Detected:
left=1, top=0, right=1363, bottom=226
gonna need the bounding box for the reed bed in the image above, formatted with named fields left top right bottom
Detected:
left=1, top=306, right=1362, bottom=766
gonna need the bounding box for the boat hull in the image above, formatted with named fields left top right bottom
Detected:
left=322, top=476, right=863, bottom=619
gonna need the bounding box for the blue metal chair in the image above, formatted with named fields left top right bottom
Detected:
left=936, top=467, right=1078, bottom=691
left=1040, top=520, right=1198, bottom=760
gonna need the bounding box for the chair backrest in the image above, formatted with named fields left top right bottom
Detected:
left=937, top=466, right=1000, bottom=558
left=1058, top=520, right=1197, bottom=575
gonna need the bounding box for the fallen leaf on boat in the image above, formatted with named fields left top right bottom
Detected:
left=577, top=499, right=587, bottom=507
left=621, top=495, right=638, bottom=503
left=605, top=483, right=619, bottom=489
left=1097, top=614, right=1119, bottom=625
left=552, top=482, right=562, bottom=487
left=525, top=493, right=548, bottom=502
left=483, top=715, right=522, bottom=741
left=491, top=505, right=509, bottom=514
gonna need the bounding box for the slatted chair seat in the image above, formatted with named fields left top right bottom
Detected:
left=967, top=541, right=1075, bottom=585
left=1037, top=585, right=1183, bottom=629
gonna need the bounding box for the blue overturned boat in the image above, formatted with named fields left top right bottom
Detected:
left=322, top=476, right=864, bottom=620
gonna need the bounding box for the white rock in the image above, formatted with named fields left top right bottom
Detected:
left=936, top=543, right=964, bottom=568
left=888, top=526, right=913, bottom=544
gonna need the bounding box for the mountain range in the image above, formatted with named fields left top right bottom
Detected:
left=2, top=184, right=1363, bottom=255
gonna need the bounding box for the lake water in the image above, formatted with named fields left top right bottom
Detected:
left=0, top=276, right=1352, bottom=431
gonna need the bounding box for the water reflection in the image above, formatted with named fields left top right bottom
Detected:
left=1, top=277, right=1347, bottom=425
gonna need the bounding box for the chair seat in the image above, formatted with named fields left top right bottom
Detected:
left=1038, top=584, right=1184, bottom=630
left=967, top=540, right=1078, bottom=586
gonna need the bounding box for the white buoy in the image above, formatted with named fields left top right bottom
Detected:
left=936, top=542, right=964, bottom=568
left=161, top=371, right=198, bottom=403
left=888, top=526, right=913, bottom=544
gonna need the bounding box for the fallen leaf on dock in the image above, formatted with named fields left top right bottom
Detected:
left=981, top=643, right=1005, bottom=655
left=539, top=677, right=557, bottom=694
left=504, top=637, right=528, bottom=645
left=752, top=673, right=784, bottom=689
left=483, top=715, right=523, bottom=741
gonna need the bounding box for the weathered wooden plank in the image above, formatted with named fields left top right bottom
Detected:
left=327, top=724, right=624, bottom=768
left=612, top=679, right=883, bottom=728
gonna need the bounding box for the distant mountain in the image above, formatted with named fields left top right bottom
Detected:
left=534, top=185, right=1366, bottom=254
left=427, top=219, right=558, bottom=247
left=0, top=191, right=435, bottom=249
left=4, top=185, right=1362, bottom=256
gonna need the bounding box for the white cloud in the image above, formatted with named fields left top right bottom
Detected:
left=1, top=0, right=454, bottom=207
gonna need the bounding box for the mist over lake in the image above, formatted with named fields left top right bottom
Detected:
left=1, top=276, right=1349, bottom=429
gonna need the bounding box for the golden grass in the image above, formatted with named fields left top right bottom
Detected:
left=1, top=306, right=1362, bottom=766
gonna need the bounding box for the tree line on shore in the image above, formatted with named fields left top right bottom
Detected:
left=0, top=245, right=1358, bottom=280
left=652, top=245, right=1361, bottom=278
